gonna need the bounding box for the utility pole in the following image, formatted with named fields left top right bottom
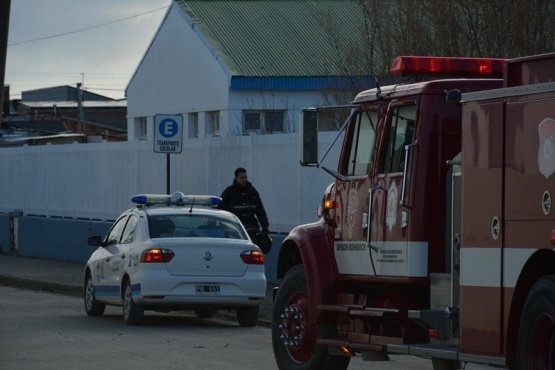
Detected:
left=0, top=0, right=11, bottom=117
left=76, top=82, right=85, bottom=134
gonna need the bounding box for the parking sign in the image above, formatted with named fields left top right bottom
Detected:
left=154, top=115, right=183, bottom=153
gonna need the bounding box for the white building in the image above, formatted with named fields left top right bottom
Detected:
left=126, top=0, right=374, bottom=141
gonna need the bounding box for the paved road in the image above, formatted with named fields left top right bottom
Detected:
left=1, top=284, right=480, bottom=370
left=0, top=254, right=503, bottom=369
left=0, top=253, right=275, bottom=324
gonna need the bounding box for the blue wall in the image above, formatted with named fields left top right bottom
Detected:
left=0, top=214, right=283, bottom=284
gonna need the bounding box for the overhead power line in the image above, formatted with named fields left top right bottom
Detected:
left=8, top=6, right=167, bottom=47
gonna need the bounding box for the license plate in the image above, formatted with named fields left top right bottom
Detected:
left=195, top=284, right=220, bottom=294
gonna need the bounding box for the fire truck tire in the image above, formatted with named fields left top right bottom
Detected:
left=271, top=264, right=350, bottom=370
left=516, top=275, right=555, bottom=369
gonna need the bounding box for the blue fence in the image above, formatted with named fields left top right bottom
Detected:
left=0, top=214, right=284, bottom=284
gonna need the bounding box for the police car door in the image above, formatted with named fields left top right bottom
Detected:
left=98, top=214, right=131, bottom=302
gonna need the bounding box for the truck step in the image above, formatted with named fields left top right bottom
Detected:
left=317, top=304, right=399, bottom=317
left=318, top=336, right=403, bottom=350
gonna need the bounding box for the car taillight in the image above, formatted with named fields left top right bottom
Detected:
left=240, top=250, right=265, bottom=264
left=141, top=248, right=175, bottom=263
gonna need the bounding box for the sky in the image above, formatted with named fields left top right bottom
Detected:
left=5, top=0, right=171, bottom=100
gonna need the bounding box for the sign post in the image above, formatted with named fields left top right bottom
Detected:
left=154, top=115, right=183, bottom=194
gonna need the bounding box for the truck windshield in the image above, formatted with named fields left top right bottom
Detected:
left=342, top=109, right=378, bottom=176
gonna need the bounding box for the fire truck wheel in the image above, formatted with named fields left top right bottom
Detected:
left=271, top=264, right=350, bottom=370
left=516, top=275, right=555, bottom=369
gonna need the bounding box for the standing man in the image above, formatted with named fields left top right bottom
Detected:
left=220, top=167, right=271, bottom=253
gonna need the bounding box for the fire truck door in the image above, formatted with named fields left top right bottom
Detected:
left=369, top=104, right=425, bottom=277
left=333, top=109, right=379, bottom=276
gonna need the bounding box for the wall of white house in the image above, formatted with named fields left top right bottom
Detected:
left=126, top=4, right=231, bottom=119
left=0, top=132, right=341, bottom=234
left=125, top=4, right=328, bottom=139
left=227, top=90, right=325, bottom=135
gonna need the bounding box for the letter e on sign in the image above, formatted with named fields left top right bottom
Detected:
left=154, top=114, right=183, bottom=154
left=160, top=119, right=178, bottom=137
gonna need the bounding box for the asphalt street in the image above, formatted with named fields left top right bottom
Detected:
left=0, top=253, right=275, bottom=325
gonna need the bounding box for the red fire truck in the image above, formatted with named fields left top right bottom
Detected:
left=272, top=53, right=555, bottom=370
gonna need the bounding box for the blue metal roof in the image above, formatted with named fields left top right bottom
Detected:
left=230, top=76, right=374, bottom=91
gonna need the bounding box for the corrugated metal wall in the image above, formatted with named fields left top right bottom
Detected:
left=0, top=133, right=341, bottom=234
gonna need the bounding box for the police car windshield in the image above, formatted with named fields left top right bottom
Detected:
left=148, top=214, right=247, bottom=239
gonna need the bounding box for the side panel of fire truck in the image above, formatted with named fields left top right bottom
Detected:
left=459, top=52, right=555, bottom=369
left=459, top=99, right=505, bottom=356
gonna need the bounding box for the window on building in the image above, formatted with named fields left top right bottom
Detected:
left=242, top=110, right=285, bottom=134
left=243, top=111, right=261, bottom=132
left=205, top=111, right=220, bottom=137
left=188, top=113, right=198, bottom=138
left=135, top=117, right=147, bottom=140
left=264, top=111, right=284, bottom=133
left=319, top=109, right=349, bottom=132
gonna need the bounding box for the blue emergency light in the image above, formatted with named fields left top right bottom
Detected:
left=131, top=191, right=223, bottom=207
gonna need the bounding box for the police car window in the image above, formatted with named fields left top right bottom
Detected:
left=343, top=109, right=377, bottom=176
left=105, top=215, right=129, bottom=245
left=121, top=215, right=138, bottom=243
left=148, top=214, right=247, bottom=240
left=380, top=105, right=416, bottom=173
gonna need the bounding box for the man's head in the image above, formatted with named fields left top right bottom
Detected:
left=234, top=167, right=248, bottom=187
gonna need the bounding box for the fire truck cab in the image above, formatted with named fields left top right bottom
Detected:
left=272, top=53, right=555, bottom=370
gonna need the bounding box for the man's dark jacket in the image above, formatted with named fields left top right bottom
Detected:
left=220, top=180, right=269, bottom=232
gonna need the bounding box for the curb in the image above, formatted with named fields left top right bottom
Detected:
left=0, top=275, right=82, bottom=297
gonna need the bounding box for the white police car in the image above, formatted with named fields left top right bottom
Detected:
left=83, top=191, right=267, bottom=326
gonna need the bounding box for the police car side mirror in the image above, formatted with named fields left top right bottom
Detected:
left=87, top=235, right=104, bottom=247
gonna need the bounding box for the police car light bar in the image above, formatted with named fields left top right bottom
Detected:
left=389, top=56, right=505, bottom=77
left=131, top=191, right=223, bottom=207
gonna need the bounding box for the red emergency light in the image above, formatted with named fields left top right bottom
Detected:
left=390, top=56, right=505, bottom=77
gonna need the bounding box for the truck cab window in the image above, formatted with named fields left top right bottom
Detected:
left=381, top=105, right=416, bottom=173
left=342, top=109, right=377, bottom=176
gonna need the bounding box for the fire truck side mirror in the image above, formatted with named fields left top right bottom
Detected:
left=300, top=108, right=318, bottom=166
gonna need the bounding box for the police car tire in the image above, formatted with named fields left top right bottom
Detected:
left=84, top=272, right=105, bottom=317
left=195, top=309, right=215, bottom=319
left=237, top=305, right=259, bottom=327
left=516, top=275, right=555, bottom=369
left=271, top=264, right=350, bottom=370
left=123, top=279, right=144, bottom=325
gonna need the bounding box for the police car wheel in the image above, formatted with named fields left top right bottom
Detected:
left=84, top=272, right=105, bottom=317
left=122, top=279, right=144, bottom=325
left=237, top=305, right=259, bottom=327
left=516, top=275, right=555, bottom=369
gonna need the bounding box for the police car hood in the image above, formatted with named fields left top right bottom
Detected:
left=155, top=238, right=257, bottom=277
